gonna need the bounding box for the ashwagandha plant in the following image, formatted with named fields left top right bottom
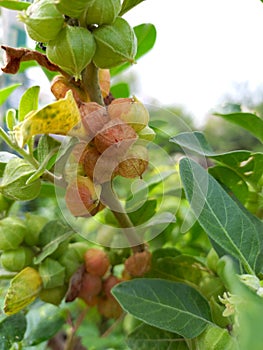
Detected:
left=0, top=0, right=263, bottom=349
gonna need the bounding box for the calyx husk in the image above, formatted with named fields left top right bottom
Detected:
left=18, top=0, right=65, bottom=42
left=93, top=17, right=137, bottom=68
left=108, top=97, right=150, bottom=132
left=55, top=0, right=88, bottom=18
left=1, top=247, right=34, bottom=272
left=85, top=0, right=121, bottom=25
left=0, top=217, right=27, bottom=251
left=47, top=25, right=96, bottom=80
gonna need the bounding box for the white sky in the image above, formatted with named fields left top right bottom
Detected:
left=124, top=0, right=263, bottom=125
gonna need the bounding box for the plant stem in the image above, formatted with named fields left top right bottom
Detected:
left=82, top=62, right=104, bottom=106
left=0, top=127, right=66, bottom=187
left=0, top=127, right=38, bottom=167
left=101, top=182, right=145, bottom=253
left=82, top=63, right=144, bottom=253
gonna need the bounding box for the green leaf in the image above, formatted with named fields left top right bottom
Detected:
left=151, top=248, right=181, bottom=261
left=218, top=256, right=263, bottom=350
left=5, top=108, right=17, bottom=131
left=136, top=212, right=176, bottom=240
left=38, top=258, right=65, bottom=289
left=14, top=90, right=82, bottom=147
left=0, top=84, right=21, bottom=106
left=39, top=182, right=56, bottom=198
left=24, top=304, right=66, bottom=346
left=119, top=0, right=145, bottom=16
left=170, top=131, right=213, bottom=155
left=18, top=86, right=40, bottom=122
left=128, top=199, right=157, bottom=225
left=112, top=278, right=212, bottom=338
left=37, top=134, right=60, bottom=165
left=0, top=158, right=41, bottom=201
left=196, top=325, right=238, bottom=350
left=0, top=152, right=18, bottom=177
left=170, top=132, right=263, bottom=196
left=126, top=169, right=176, bottom=202
left=25, top=135, right=61, bottom=184
left=34, top=220, right=74, bottom=264
left=134, top=23, right=157, bottom=60
left=208, top=165, right=249, bottom=204
left=237, top=284, right=263, bottom=350
left=127, top=324, right=188, bottom=350
left=4, top=267, right=42, bottom=315
left=179, top=157, right=263, bottom=274
left=214, top=112, right=263, bottom=143
left=26, top=153, right=56, bottom=185
left=0, top=313, right=27, bottom=350
left=149, top=255, right=207, bottom=288
left=110, top=82, right=130, bottom=98
left=111, top=23, right=157, bottom=76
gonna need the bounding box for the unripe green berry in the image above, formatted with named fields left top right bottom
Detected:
left=199, top=276, right=225, bottom=300
left=1, top=246, right=34, bottom=272
left=17, top=0, right=65, bottom=42
left=59, top=244, right=84, bottom=281
left=0, top=194, right=13, bottom=213
left=70, top=242, right=90, bottom=262
left=138, top=125, right=156, bottom=142
left=39, top=285, right=68, bottom=305
left=93, top=17, right=137, bottom=69
left=85, top=0, right=121, bottom=25
left=0, top=217, right=27, bottom=251
left=206, top=248, right=219, bottom=273
left=24, top=213, right=48, bottom=246
left=55, top=0, right=87, bottom=18
left=47, top=25, right=96, bottom=80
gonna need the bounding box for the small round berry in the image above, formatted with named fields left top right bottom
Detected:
left=103, top=275, right=121, bottom=298
left=84, top=248, right=110, bottom=277
left=124, top=251, right=152, bottom=277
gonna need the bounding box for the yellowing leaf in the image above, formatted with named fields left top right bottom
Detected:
left=14, top=90, right=84, bottom=147
left=4, top=267, right=43, bottom=315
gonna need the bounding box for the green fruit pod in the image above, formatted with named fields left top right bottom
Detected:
left=0, top=217, right=27, bottom=251
left=39, top=258, right=66, bottom=289
left=59, top=244, right=84, bottom=281
left=85, top=0, right=121, bottom=25
left=93, top=17, right=137, bottom=68
left=0, top=194, right=13, bottom=213
left=1, top=246, right=34, bottom=272
left=47, top=25, right=96, bottom=80
left=17, top=0, right=65, bottom=42
left=39, top=285, right=68, bottom=305
left=24, top=213, right=48, bottom=246
left=55, top=0, right=87, bottom=18
left=138, top=125, right=156, bottom=142
left=70, top=242, right=90, bottom=262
